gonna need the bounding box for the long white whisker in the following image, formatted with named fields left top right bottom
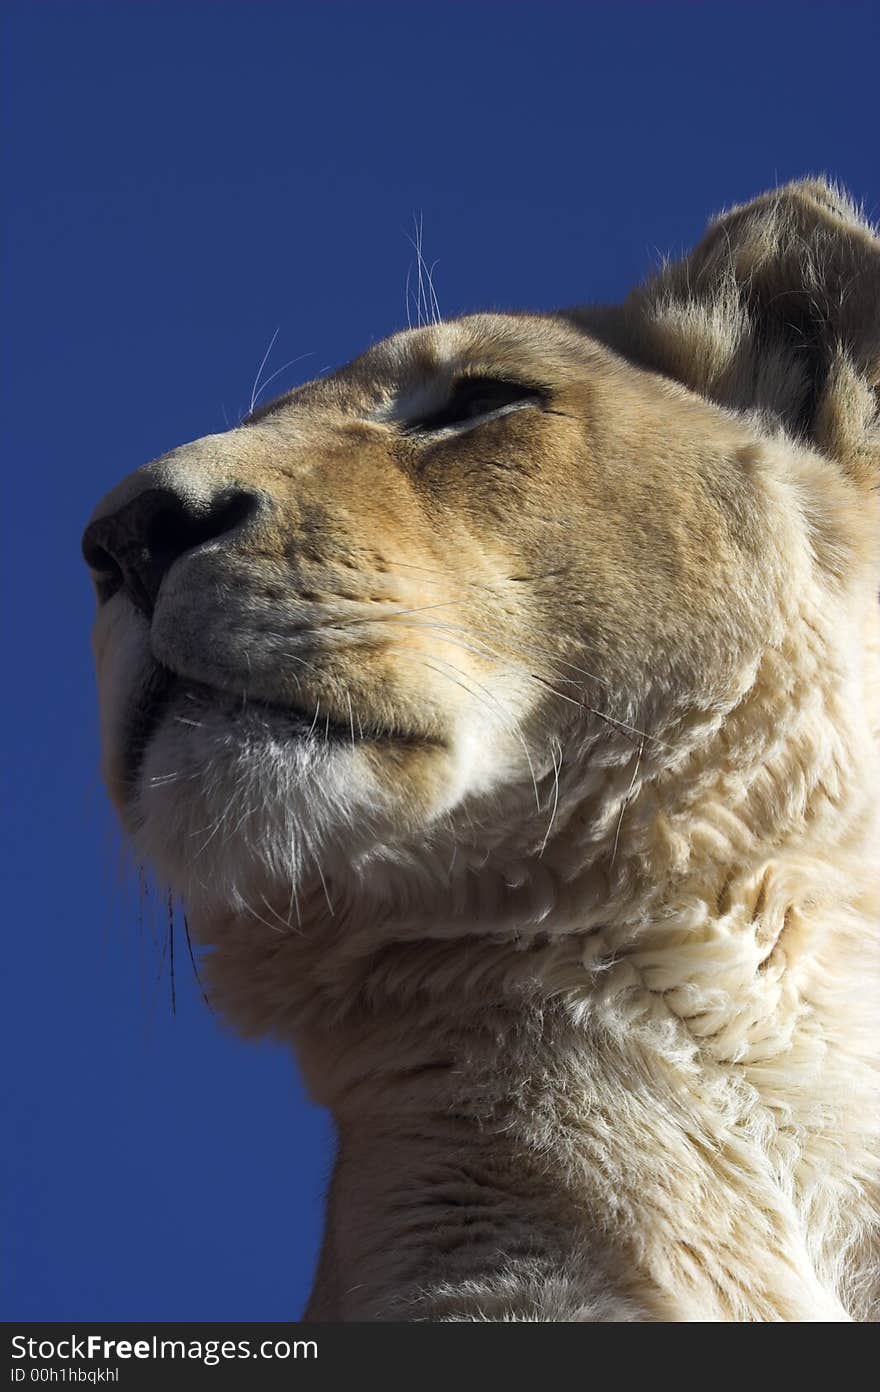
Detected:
left=539, top=740, right=562, bottom=857
left=250, top=352, right=315, bottom=411
left=427, top=257, right=442, bottom=325
left=248, top=326, right=280, bottom=417
left=390, top=648, right=542, bottom=812
left=415, top=213, right=425, bottom=327
left=526, top=671, right=667, bottom=748
left=238, top=892, right=286, bottom=936
left=346, top=691, right=356, bottom=751
left=610, top=739, right=645, bottom=868
left=378, top=612, right=660, bottom=748
left=313, top=854, right=334, bottom=918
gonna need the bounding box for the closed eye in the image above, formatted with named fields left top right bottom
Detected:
left=405, top=377, right=547, bottom=434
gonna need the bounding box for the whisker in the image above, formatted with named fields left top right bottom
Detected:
left=404, top=213, right=442, bottom=328
left=240, top=897, right=287, bottom=936
left=373, top=558, right=500, bottom=584
left=539, top=740, right=562, bottom=856
left=308, top=702, right=322, bottom=737
left=313, top=854, right=334, bottom=918
left=189, top=810, right=231, bottom=856
left=610, top=738, right=645, bottom=868
left=334, top=599, right=468, bottom=627
left=183, top=911, right=214, bottom=1012
left=525, top=671, right=668, bottom=749
left=248, top=326, right=280, bottom=418
left=388, top=647, right=542, bottom=812
left=348, top=613, right=659, bottom=745
left=146, top=770, right=198, bottom=788
left=339, top=572, right=613, bottom=689
left=249, top=352, right=315, bottom=412
left=259, top=892, right=296, bottom=934
left=346, top=691, right=356, bottom=751
left=426, top=257, right=442, bottom=326
left=258, top=607, right=664, bottom=756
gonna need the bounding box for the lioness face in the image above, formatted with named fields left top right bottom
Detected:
left=82, top=182, right=879, bottom=955
left=82, top=311, right=791, bottom=921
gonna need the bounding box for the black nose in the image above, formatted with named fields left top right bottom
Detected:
left=81, top=486, right=259, bottom=617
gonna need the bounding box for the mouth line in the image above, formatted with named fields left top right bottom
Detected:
left=220, top=685, right=440, bottom=748
left=123, top=665, right=178, bottom=792
left=125, top=667, right=439, bottom=786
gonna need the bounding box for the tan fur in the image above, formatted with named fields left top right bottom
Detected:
left=83, top=180, right=880, bottom=1320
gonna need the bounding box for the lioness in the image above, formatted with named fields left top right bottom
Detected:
left=83, top=180, right=879, bottom=1321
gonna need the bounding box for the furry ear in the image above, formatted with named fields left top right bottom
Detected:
left=575, top=178, right=880, bottom=490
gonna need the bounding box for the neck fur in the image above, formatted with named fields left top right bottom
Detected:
left=201, top=591, right=880, bottom=1320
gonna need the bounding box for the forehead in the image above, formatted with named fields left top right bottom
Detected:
left=248, top=312, right=600, bottom=423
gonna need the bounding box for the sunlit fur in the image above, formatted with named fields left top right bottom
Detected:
left=85, top=180, right=880, bottom=1321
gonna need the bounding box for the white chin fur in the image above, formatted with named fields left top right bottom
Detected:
left=94, top=600, right=540, bottom=922
left=132, top=703, right=393, bottom=917
left=92, top=599, right=409, bottom=915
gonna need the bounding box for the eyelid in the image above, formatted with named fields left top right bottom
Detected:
left=404, top=377, right=548, bottom=434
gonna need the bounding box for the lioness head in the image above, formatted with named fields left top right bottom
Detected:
left=83, top=180, right=879, bottom=1046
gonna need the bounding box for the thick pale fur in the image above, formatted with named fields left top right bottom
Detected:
left=84, top=180, right=880, bottom=1320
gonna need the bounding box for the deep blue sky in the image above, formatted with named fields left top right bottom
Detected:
left=2, top=0, right=877, bottom=1321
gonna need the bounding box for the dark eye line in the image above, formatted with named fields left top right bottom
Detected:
left=404, top=376, right=549, bottom=434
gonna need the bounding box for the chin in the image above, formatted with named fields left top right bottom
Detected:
left=99, top=668, right=461, bottom=927
left=132, top=696, right=382, bottom=917
left=92, top=598, right=544, bottom=928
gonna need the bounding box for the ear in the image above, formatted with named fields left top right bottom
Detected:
left=575, top=178, right=880, bottom=490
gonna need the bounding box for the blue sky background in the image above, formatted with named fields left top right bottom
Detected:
left=2, top=0, right=877, bottom=1321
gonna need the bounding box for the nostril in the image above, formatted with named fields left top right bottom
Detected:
left=81, top=485, right=261, bottom=616
left=145, top=489, right=258, bottom=570
left=209, top=489, right=261, bottom=537
left=144, top=503, right=201, bottom=577
left=81, top=536, right=124, bottom=603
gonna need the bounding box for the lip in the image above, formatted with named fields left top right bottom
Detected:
left=202, top=683, right=361, bottom=742
left=124, top=662, right=443, bottom=796
left=214, top=686, right=433, bottom=747
left=122, top=668, right=342, bottom=788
